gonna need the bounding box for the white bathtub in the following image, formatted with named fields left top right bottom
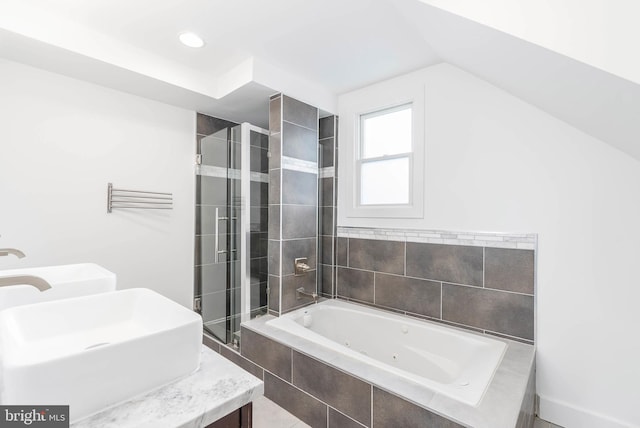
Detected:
left=267, top=299, right=506, bottom=406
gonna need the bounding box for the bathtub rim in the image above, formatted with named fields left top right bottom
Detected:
left=242, top=299, right=535, bottom=428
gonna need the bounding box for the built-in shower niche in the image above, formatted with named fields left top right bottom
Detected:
left=195, top=114, right=269, bottom=345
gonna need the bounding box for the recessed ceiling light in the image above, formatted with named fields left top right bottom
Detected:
left=179, top=32, right=205, bottom=48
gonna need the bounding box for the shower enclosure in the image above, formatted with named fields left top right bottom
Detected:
left=195, top=115, right=269, bottom=345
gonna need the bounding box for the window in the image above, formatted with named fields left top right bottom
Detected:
left=338, top=77, right=424, bottom=222
left=358, top=104, right=412, bottom=206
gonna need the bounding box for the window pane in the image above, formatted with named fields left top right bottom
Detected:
left=362, top=104, right=412, bottom=159
left=360, top=157, right=409, bottom=205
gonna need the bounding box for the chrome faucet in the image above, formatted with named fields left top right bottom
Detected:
left=296, top=287, right=318, bottom=303
left=0, top=275, right=52, bottom=291
left=0, top=248, right=26, bottom=259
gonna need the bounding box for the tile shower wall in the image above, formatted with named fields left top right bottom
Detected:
left=268, top=94, right=319, bottom=315
left=318, top=116, right=338, bottom=298
left=249, top=130, right=269, bottom=314
left=336, top=230, right=536, bottom=343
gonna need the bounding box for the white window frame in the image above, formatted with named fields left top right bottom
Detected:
left=356, top=103, right=414, bottom=208
left=339, top=79, right=425, bottom=220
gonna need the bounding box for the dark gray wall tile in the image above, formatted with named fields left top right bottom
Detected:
left=250, top=206, right=268, bottom=233
left=220, top=346, right=264, bottom=380
left=337, top=267, right=374, bottom=303
left=320, top=137, right=335, bottom=168
left=373, top=388, right=463, bottom=428
left=442, top=283, right=534, bottom=340
left=319, top=116, right=335, bottom=139
left=406, top=243, right=483, bottom=286
left=282, top=238, right=317, bottom=276
left=251, top=281, right=268, bottom=310
left=281, top=273, right=317, bottom=313
left=293, top=352, right=371, bottom=426
left=250, top=232, right=268, bottom=259
left=250, top=129, right=269, bottom=149
left=321, top=235, right=334, bottom=265
left=282, top=170, right=318, bottom=205
left=268, top=205, right=280, bottom=239
left=197, top=113, right=237, bottom=136
left=240, top=327, right=292, bottom=381
left=320, top=177, right=334, bottom=207
left=268, top=240, right=281, bottom=277
left=250, top=181, right=268, bottom=207
left=375, top=273, right=441, bottom=318
left=336, top=238, right=348, bottom=266
left=329, top=408, right=366, bottom=428
left=269, top=134, right=281, bottom=169
left=321, top=264, right=334, bottom=296
left=268, top=275, right=280, bottom=313
left=282, top=205, right=317, bottom=239
left=349, top=239, right=404, bottom=275
left=269, top=169, right=281, bottom=205
left=282, top=122, right=318, bottom=163
left=269, top=96, right=281, bottom=134
left=485, top=248, right=534, bottom=294
left=250, top=257, right=267, bottom=285
left=283, top=95, right=318, bottom=130
left=250, top=146, right=269, bottom=173
left=321, top=206, right=334, bottom=236
left=264, top=372, right=327, bottom=428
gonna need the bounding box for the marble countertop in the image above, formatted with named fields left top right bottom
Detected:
left=72, top=346, right=264, bottom=428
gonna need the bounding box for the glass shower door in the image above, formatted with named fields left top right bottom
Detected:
left=195, top=118, right=269, bottom=346
left=195, top=124, right=242, bottom=344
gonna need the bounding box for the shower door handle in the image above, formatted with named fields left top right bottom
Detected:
left=215, top=207, right=221, bottom=263
left=214, top=207, right=237, bottom=263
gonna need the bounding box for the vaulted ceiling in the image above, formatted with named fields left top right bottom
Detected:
left=1, top=0, right=638, bottom=159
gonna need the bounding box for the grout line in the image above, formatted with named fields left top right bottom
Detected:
left=440, top=282, right=443, bottom=319
left=403, top=241, right=407, bottom=276
left=282, top=118, right=318, bottom=133
left=483, top=247, right=485, bottom=288
left=370, top=385, right=374, bottom=426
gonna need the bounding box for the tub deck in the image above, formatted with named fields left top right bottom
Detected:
left=242, top=300, right=535, bottom=428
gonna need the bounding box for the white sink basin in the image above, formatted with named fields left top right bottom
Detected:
left=0, top=288, right=203, bottom=422
left=0, top=263, right=116, bottom=311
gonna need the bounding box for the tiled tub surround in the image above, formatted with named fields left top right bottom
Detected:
left=318, top=115, right=338, bottom=298
left=335, top=228, right=536, bottom=343
left=268, top=94, right=320, bottom=315
left=240, top=304, right=535, bottom=428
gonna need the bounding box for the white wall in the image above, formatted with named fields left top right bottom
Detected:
left=0, top=58, right=195, bottom=308
left=415, top=0, right=640, bottom=86
left=338, top=63, right=640, bottom=428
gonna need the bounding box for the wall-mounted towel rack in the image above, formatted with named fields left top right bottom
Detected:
left=107, top=183, right=173, bottom=213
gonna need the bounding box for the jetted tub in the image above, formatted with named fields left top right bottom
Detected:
left=267, top=299, right=506, bottom=406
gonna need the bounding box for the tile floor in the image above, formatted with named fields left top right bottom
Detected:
left=253, top=395, right=562, bottom=428
left=253, top=396, right=310, bottom=428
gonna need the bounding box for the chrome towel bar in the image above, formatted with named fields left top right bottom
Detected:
left=107, top=183, right=173, bottom=213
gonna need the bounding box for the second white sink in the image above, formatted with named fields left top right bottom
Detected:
left=0, top=263, right=116, bottom=311
left=0, top=288, right=203, bottom=422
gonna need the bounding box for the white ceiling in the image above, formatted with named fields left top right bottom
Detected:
left=0, top=0, right=639, bottom=159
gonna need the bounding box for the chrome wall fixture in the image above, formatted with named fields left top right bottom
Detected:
left=107, top=183, right=173, bottom=213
